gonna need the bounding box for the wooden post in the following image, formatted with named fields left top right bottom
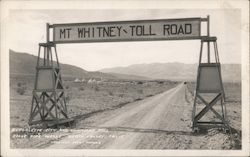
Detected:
left=207, top=15, right=210, bottom=63
left=46, top=23, right=50, bottom=43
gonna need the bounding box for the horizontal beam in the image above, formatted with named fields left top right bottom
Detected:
left=48, top=17, right=209, bottom=28
left=49, top=17, right=203, bottom=27
left=196, top=121, right=224, bottom=124
left=53, top=36, right=203, bottom=44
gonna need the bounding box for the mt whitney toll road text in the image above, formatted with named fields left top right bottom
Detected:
left=53, top=19, right=201, bottom=43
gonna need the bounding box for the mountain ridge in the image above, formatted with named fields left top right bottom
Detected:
left=9, top=50, right=117, bottom=80
left=9, top=49, right=151, bottom=81
left=100, top=62, right=241, bottom=82
left=10, top=49, right=240, bottom=82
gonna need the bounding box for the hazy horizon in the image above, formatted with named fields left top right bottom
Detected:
left=10, top=49, right=241, bottom=72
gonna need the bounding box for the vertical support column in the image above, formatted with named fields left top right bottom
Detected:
left=46, top=23, right=50, bottom=43
left=207, top=15, right=210, bottom=63
left=192, top=40, right=204, bottom=128
left=192, top=36, right=229, bottom=133
left=29, top=43, right=69, bottom=127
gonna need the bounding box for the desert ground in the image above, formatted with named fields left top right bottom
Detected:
left=10, top=75, right=241, bottom=149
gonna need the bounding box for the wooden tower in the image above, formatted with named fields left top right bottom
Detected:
left=29, top=42, right=69, bottom=127
left=192, top=36, right=230, bottom=132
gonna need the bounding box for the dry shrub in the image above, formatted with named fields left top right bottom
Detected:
left=79, top=86, right=84, bottom=91
left=137, top=81, right=143, bottom=85
left=65, top=95, right=70, bottom=103
left=108, top=91, right=113, bottom=96
left=94, top=86, right=99, bottom=92
left=16, top=82, right=27, bottom=95
left=157, top=81, right=164, bottom=84
left=17, top=82, right=22, bottom=87
left=118, top=93, right=124, bottom=98
left=137, top=89, right=143, bottom=94
left=17, top=87, right=26, bottom=95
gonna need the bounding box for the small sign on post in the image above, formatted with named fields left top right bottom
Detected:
left=197, top=63, right=223, bottom=93
left=52, top=18, right=201, bottom=43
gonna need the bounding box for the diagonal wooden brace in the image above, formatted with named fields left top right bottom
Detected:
left=196, top=93, right=225, bottom=122
left=43, top=92, right=67, bottom=118
left=194, top=93, right=222, bottom=122
left=32, top=92, right=56, bottom=119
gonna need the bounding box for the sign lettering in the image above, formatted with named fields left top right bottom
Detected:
left=52, top=18, right=201, bottom=43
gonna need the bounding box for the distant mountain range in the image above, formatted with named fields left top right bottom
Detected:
left=10, top=50, right=83, bottom=77
left=10, top=50, right=241, bottom=82
left=10, top=50, right=148, bottom=80
left=100, top=62, right=241, bottom=82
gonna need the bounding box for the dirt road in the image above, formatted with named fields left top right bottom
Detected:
left=46, top=83, right=199, bottom=149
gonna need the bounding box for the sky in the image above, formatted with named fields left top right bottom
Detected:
left=8, top=9, right=241, bottom=71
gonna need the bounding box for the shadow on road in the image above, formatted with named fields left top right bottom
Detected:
left=79, top=125, right=194, bottom=136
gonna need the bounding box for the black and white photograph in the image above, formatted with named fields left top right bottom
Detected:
left=1, top=0, right=249, bottom=156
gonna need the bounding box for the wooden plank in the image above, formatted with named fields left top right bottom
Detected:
left=194, top=93, right=222, bottom=121
left=29, top=118, right=75, bottom=127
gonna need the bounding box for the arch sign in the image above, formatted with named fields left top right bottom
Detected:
left=29, top=16, right=229, bottom=132
left=52, top=18, right=201, bottom=43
